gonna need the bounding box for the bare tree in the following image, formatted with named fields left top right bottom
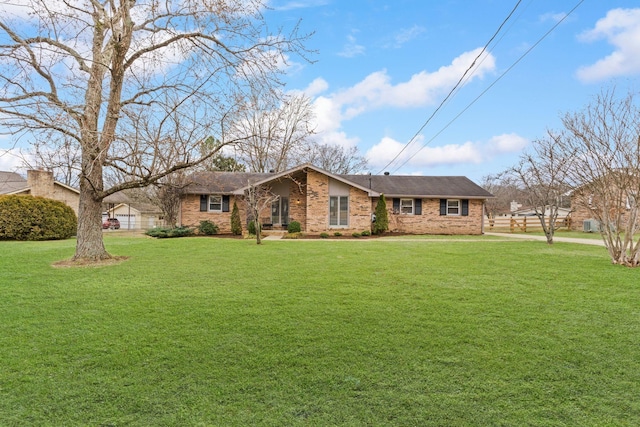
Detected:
left=0, top=1, right=310, bottom=261
left=244, top=182, right=279, bottom=244
left=152, top=171, right=189, bottom=228
left=505, top=131, right=576, bottom=244
left=233, top=90, right=315, bottom=172
left=304, top=143, right=368, bottom=174
left=20, top=133, right=81, bottom=187
left=558, top=89, right=640, bottom=266
left=480, top=173, right=527, bottom=217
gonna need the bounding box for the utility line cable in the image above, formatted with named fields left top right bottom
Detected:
left=376, top=0, right=523, bottom=174
left=389, top=0, right=584, bottom=174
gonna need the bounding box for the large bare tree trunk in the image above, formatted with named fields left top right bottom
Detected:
left=74, top=145, right=110, bottom=260
left=75, top=179, right=109, bottom=261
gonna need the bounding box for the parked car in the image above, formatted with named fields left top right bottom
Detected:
left=102, top=218, right=121, bottom=230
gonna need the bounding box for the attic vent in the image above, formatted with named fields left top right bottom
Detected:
left=384, top=172, right=390, bottom=176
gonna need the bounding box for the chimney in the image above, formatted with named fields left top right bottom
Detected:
left=27, top=170, right=55, bottom=198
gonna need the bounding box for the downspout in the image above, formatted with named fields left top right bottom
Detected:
left=481, top=200, right=486, bottom=234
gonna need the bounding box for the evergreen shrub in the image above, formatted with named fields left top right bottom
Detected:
left=198, top=220, right=219, bottom=235
left=287, top=221, right=301, bottom=233
left=0, top=195, right=77, bottom=241
left=230, top=202, right=242, bottom=235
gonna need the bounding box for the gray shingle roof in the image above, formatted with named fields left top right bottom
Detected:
left=342, top=174, right=494, bottom=198
left=184, top=167, right=493, bottom=199
left=0, top=171, right=28, bottom=194
left=185, top=171, right=273, bottom=194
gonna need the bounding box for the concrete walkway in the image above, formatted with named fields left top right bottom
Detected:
left=484, top=232, right=606, bottom=246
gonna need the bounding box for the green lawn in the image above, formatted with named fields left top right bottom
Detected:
left=1, top=235, right=639, bottom=426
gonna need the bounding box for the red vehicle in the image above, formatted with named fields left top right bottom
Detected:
left=102, top=218, right=121, bottom=230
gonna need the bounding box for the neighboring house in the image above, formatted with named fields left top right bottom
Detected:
left=179, top=163, right=494, bottom=235
left=569, top=170, right=640, bottom=232
left=103, top=191, right=164, bottom=230
left=511, top=206, right=572, bottom=219
left=0, top=169, right=80, bottom=215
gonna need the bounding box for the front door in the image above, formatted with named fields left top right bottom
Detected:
left=271, top=197, right=289, bottom=226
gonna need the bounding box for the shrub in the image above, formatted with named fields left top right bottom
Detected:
left=334, top=232, right=342, bottom=237
left=282, top=232, right=302, bottom=239
left=145, top=226, right=193, bottom=238
left=0, top=195, right=77, bottom=241
left=373, top=194, right=389, bottom=235
left=352, top=232, right=361, bottom=238
left=361, top=230, right=371, bottom=236
left=247, top=220, right=257, bottom=235
left=320, top=232, right=329, bottom=239
left=287, top=220, right=301, bottom=233
left=198, top=220, right=219, bottom=235
left=230, top=202, right=242, bottom=235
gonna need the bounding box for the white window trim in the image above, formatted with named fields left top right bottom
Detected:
left=400, top=198, right=414, bottom=215
left=329, top=195, right=349, bottom=227
left=447, top=199, right=460, bottom=216
left=209, top=195, right=222, bottom=212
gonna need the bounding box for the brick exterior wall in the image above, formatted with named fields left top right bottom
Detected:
left=288, top=171, right=307, bottom=230
left=373, top=197, right=485, bottom=235
left=27, top=170, right=80, bottom=215
left=305, top=170, right=328, bottom=233
left=349, top=186, right=372, bottom=232
left=180, top=194, right=248, bottom=234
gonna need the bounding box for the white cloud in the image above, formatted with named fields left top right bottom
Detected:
left=315, top=131, right=360, bottom=149
left=539, top=12, right=568, bottom=24
left=365, top=133, right=529, bottom=171
left=366, top=136, right=482, bottom=169
left=303, top=78, right=329, bottom=97
left=385, top=25, right=426, bottom=49
left=338, top=34, right=366, bottom=58
left=487, top=133, right=528, bottom=154
left=335, top=48, right=495, bottom=113
left=0, top=148, right=28, bottom=172
left=309, top=48, right=496, bottom=141
left=576, top=8, right=640, bottom=83
left=268, top=0, right=330, bottom=11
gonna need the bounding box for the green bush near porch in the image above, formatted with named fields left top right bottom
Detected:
left=1, top=236, right=639, bottom=425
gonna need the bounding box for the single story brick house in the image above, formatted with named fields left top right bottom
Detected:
left=0, top=169, right=80, bottom=215
left=179, top=163, right=494, bottom=235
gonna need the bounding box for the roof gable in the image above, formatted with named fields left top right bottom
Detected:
left=0, top=171, right=28, bottom=194
left=185, top=171, right=272, bottom=194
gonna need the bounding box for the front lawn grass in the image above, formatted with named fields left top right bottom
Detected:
left=1, top=236, right=639, bottom=425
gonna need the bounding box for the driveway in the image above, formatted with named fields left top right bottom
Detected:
left=484, top=232, right=606, bottom=246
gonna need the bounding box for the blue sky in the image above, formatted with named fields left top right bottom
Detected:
left=1, top=1, right=640, bottom=184
left=266, top=0, right=640, bottom=181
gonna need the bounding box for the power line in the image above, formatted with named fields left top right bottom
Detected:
left=389, top=0, right=584, bottom=174
left=376, top=0, right=523, bottom=174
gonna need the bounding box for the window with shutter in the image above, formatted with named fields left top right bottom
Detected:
left=400, top=198, right=414, bottom=214
left=208, top=195, right=222, bottom=212
left=462, top=199, right=469, bottom=216
left=393, top=198, right=400, bottom=213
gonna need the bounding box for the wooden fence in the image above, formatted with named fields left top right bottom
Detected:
left=484, top=216, right=572, bottom=233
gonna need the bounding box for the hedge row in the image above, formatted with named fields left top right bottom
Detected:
left=0, top=195, right=77, bottom=241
